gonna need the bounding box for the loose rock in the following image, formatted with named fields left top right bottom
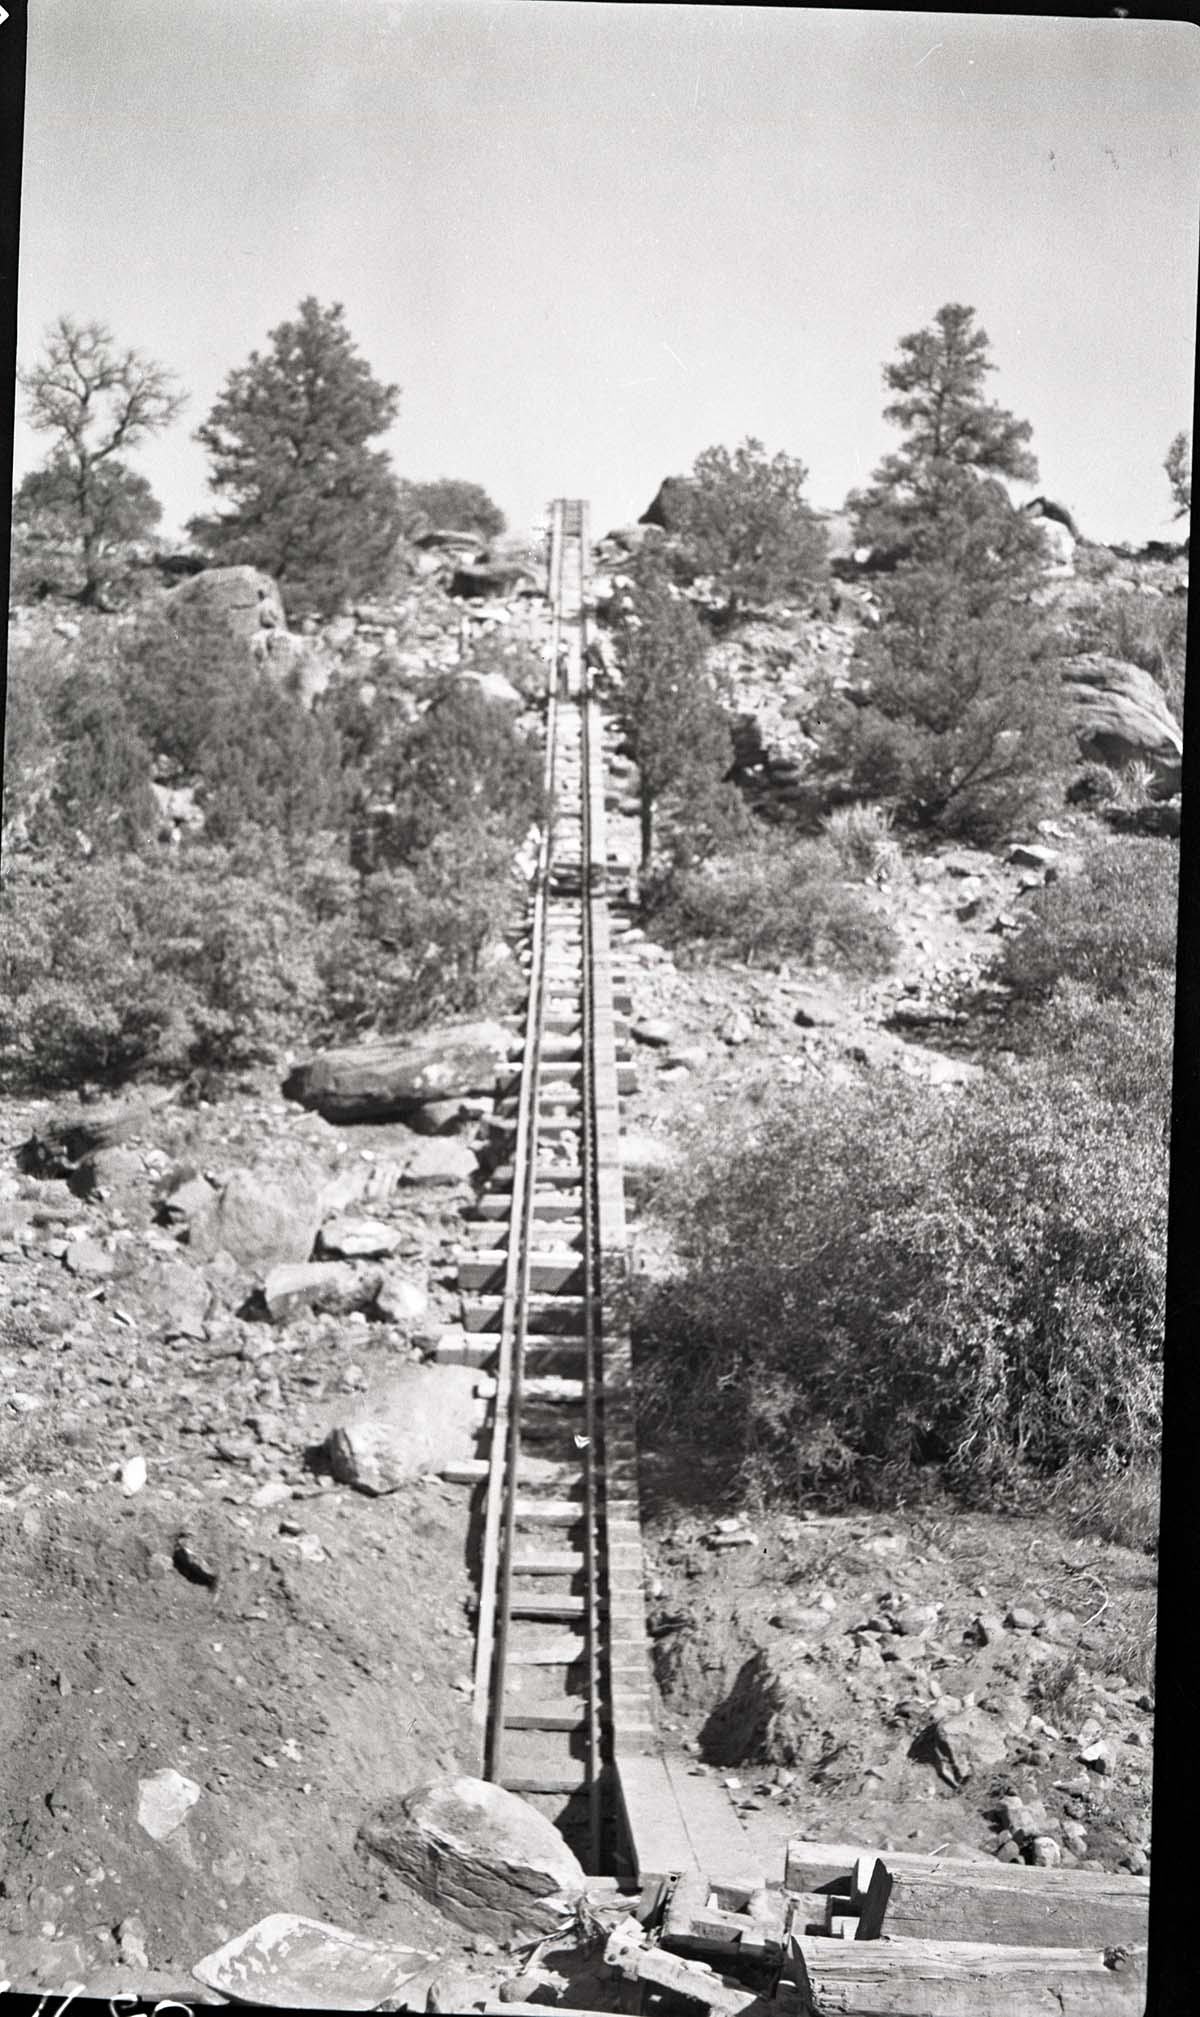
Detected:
left=358, top=1775, right=587, bottom=1940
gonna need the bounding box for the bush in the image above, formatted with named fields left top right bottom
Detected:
left=998, top=838, right=1178, bottom=1007
left=372, top=676, right=546, bottom=867
left=0, top=847, right=325, bottom=1089
left=646, top=834, right=898, bottom=975
left=317, top=830, right=526, bottom=1037
left=635, top=1066, right=1165, bottom=1506
left=118, top=608, right=344, bottom=848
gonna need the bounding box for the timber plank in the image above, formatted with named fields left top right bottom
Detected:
left=789, top=1932, right=1146, bottom=2017
left=783, top=1840, right=1150, bottom=1950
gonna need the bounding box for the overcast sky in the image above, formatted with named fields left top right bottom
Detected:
left=12, top=2, right=1200, bottom=549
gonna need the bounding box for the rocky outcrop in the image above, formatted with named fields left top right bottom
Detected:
left=1023, top=495, right=1083, bottom=542
left=358, top=1776, right=587, bottom=1939
left=1061, top=653, right=1182, bottom=786
left=284, top=1021, right=515, bottom=1123
left=639, top=477, right=693, bottom=529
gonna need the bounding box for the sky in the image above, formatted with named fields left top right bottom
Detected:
left=11, top=2, right=1200, bottom=550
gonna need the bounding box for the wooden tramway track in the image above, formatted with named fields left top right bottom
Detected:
left=459, top=498, right=655, bottom=1875
left=457, top=503, right=1153, bottom=2007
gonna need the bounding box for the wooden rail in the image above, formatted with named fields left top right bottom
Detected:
left=461, top=497, right=653, bottom=1872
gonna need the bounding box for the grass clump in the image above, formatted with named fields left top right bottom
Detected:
left=820, top=801, right=900, bottom=880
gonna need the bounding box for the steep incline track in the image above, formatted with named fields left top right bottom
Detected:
left=453, top=500, right=656, bottom=1874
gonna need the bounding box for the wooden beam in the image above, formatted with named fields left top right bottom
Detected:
left=662, top=1874, right=830, bottom=1954
left=788, top=1933, right=1146, bottom=2017
left=783, top=1840, right=1149, bottom=1950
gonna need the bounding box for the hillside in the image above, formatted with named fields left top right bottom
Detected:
left=0, top=512, right=1180, bottom=1993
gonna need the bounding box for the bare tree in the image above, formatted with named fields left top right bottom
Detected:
left=19, top=316, right=186, bottom=604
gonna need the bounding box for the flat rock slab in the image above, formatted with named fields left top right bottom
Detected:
left=359, top=1775, right=586, bottom=1941
left=284, top=1020, right=514, bottom=1122
left=319, top=1215, right=404, bottom=1259
left=263, top=1259, right=381, bottom=1321
left=398, top=1136, right=478, bottom=1186
left=192, top=1913, right=432, bottom=2010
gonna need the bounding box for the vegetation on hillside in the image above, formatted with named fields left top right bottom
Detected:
left=399, top=478, right=506, bottom=541
left=635, top=835, right=1173, bottom=1526
left=0, top=607, right=545, bottom=1090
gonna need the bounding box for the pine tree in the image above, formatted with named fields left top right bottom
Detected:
left=830, top=307, right=1068, bottom=840
left=189, top=298, right=403, bottom=616
left=17, top=316, right=183, bottom=604
left=851, top=303, right=1038, bottom=562
left=611, top=553, right=734, bottom=868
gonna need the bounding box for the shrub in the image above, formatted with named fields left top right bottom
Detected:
left=635, top=1066, right=1165, bottom=1506
left=118, top=608, right=344, bottom=848
left=646, top=834, right=898, bottom=975
left=372, top=676, right=546, bottom=867
left=0, top=847, right=324, bottom=1089
left=317, top=831, right=525, bottom=1037
left=998, top=838, right=1178, bottom=1007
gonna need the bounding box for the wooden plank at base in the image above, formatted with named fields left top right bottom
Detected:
left=783, top=1840, right=1150, bottom=1951
left=662, top=1755, right=764, bottom=1889
left=617, top=1755, right=763, bottom=1891
left=791, top=1934, right=1146, bottom=2017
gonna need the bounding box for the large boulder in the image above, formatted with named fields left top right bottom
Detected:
left=326, top=1363, right=478, bottom=1492
left=639, top=476, right=693, bottom=530
left=164, top=565, right=286, bottom=647
left=284, top=1021, right=514, bottom=1123
left=262, top=1260, right=381, bottom=1322
left=1062, top=654, right=1182, bottom=783
left=358, top=1776, right=587, bottom=1939
left=186, top=1161, right=329, bottom=1272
